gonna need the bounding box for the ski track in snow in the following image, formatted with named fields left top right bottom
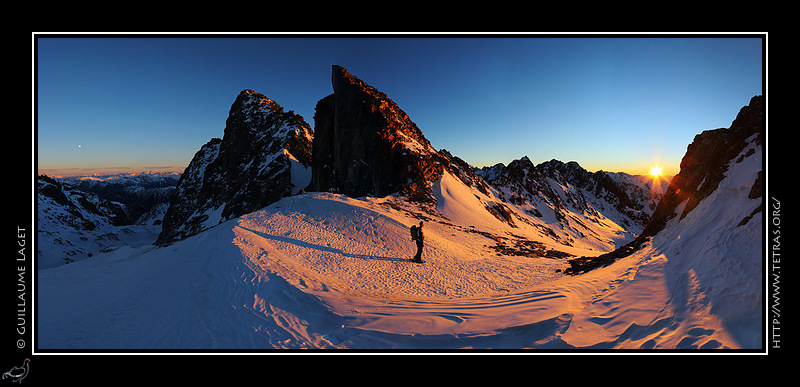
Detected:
left=37, top=140, right=763, bottom=350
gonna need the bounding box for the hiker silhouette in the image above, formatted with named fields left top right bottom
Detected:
left=410, top=221, right=424, bottom=263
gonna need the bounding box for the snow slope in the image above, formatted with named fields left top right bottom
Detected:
left=37, top=139, right=762, bottom=349
left=559, top=133, right=762, bottom=349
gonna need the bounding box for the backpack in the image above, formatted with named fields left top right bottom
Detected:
left=410, top=225, right=419, bottom=241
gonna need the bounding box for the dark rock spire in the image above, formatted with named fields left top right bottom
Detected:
left=308, top=65, right=444, bottom=203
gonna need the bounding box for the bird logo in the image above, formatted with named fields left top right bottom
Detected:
left=2, top=358, right=29, bottom=383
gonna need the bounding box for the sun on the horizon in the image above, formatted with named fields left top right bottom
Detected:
left=649, top=165, right=663, bottom=178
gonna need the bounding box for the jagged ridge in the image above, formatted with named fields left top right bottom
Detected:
left=156, top=90, right=314, bottom=245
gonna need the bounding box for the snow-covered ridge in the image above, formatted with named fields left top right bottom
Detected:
left=59, top=171, right=181, bottom=185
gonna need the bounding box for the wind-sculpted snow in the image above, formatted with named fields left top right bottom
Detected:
left=233, top=192, right=570, bottom=300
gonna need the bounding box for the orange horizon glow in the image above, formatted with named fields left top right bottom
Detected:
left=37, top=167, right=184, bottom=179
left=39, top=163, right=678, bottom=180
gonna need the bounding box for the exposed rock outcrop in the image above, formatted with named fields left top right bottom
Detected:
left=156, top=90, right=313, bottom=245
left=308, top=65, right=445, bottom=204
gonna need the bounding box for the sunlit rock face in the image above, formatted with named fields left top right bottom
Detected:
left=308, top=65, right=448, bottom=204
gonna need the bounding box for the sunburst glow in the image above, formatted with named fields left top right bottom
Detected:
left=649, top=165, right=662, bottom=178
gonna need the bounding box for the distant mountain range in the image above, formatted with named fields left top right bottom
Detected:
left=36, top=172, right=179, bottom=268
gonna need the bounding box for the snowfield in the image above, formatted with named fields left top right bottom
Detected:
left=37, top=139, right=762, bottom=350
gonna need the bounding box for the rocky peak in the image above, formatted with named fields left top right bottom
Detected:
left=498, top=156, right=542, bottom=187
left=479, top=157, right=573, bottom=223
left=221, top=89, right=313, bottom=165
left=156, top=90, right=314, bottom=245
left=475, top=162, right=507, bottom=183
left=537, top=160, right=593, bottom=187
left=308, top=65, right=444, bottom=203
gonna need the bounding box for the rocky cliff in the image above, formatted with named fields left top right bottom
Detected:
left=156, top=90, right=314, bottom=245
left=308, top=65, right=446, bottom=204
left=640, top=95, right=764, bottom=240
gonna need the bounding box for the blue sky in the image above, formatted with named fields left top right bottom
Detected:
left=35, top=34, right=763, bottom=177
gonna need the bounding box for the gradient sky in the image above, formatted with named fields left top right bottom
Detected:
left=35, top=34, right=764, bottom=177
